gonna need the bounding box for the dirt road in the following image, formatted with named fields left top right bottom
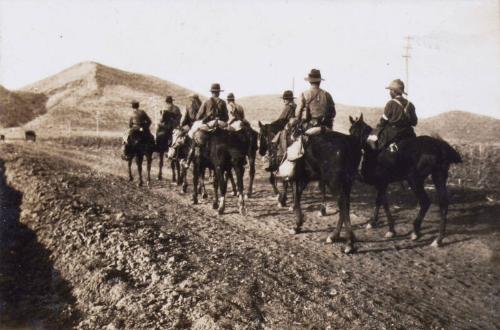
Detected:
left=0, top=141, right=499, bottom=329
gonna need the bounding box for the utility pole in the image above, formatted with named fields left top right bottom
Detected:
left=402, top=36, right=413, bottom=95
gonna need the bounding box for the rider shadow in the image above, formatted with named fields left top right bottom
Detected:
left=0, top=160, right=78, bottom=328
left=355, top=237, right=473, bottom=254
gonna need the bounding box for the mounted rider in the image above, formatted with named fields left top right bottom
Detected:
left=368, top=79, right=417, bottom=152
left=277, top=90, right=297, bottom=122
left=227, top=92, right=250, bottom=130
left=182, top=83, right=229, bottom=168
left=180, top=94, right=202, bottom=129
left=159, top=96, right=182, bottom=128
left=297, top=69, right=336, bottom=133
left=121, top=100, right=155, bottom=159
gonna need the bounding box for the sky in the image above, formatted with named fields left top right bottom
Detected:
left=0, top=0, right=499, bottom=118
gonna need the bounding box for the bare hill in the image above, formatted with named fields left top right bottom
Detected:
left=21, top=62, right=198, bottom=131
left=239, top=94, right=383, bottom=133
left=0, top=85, right=48, bottom=128
left=418, top=111, right=500, bottom=143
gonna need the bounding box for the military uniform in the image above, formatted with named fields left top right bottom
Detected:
left=297, top=70, right=336, bottom=129
left=122, top=101, right=155, bottom=160
left=181, top=95, right=202, bottom=128
left=196, top=97, right=229, bottom=123
left=371, top=79, right=417, bottom=150
left=228, top=102, right=245, bottom=123
left=160, top=103, right=182, bottom=127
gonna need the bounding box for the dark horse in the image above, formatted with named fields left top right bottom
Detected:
left=349, top=114, right=462, bottom=247
left=227, top=124, right=258, bottom=198
left=156, top=111, right=180, bottom=183
left=124, top=128, right=155, bottom=187
left=286, top=121, right=362, bottom=253
left=192, top=127, right=250, bottom=215
left=258, top=119, right=290, bottom=206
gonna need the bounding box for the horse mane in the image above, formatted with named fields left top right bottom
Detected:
left=269, top=118, right=288, bottom=132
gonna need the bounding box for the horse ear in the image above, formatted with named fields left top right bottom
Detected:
left=349, top=116, right=355, bottom=124
left=258, top=121, right=263, bottom=129
left=359, top=113, right=364, bottom=122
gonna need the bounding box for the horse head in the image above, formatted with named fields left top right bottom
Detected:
left=258, top=121, right=272, bottom=156
left=349, top=114, right=372, bottom=147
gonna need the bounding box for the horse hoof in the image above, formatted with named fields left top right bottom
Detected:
left=192, top=199, right=198, bottom=205
left=288, top=228, right=300, bottom=235
left=410, top=232, right=420, bottom=241
left=317, top=209, right=327, bottom=217
left=277, top=202, right=285, bottom=209
left=183, top=186, right=188, bottom=194
left=157, top=176, right=162, bottom=181
left=326, top=234, right=341, bottom=244
left=129, top=177, right=134, bottom=182
left=202, top=193, right=208, bottom=199
left=431, top=238, right=442, bottom=248
left=366, top=222, right=376, bottom=230
left=344, top=245, right=356, bottom=254
left=212, top=202, right=218, bottom=210
left=218, top=207, right=225, bottom=215
left=275, top=194, right=280, bottom=201
left=384, top=231, right=395, bottom=238
left=138, top=181, right=143, bottom=187
left=239, top=207, right=247, bottom=216
left=244, top=194, right=249, bottom=200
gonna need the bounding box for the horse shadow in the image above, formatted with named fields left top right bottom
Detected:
left=0, top=160, right=78, bottom=329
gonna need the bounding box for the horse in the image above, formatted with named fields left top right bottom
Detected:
left=286, top=121, right=362, bottom=253
left=192, top=126, right=250, bottom=216
left=168, top=127, right=208, bottom=196
left=156, top=111, right=180, bottom=182
left=349, top=114, right=462, bottom=247
left=124, top=128, right=155, bottom=187
left=258, top=119, right=290, bottom=206
left=226, top=123, right=258, bottom=198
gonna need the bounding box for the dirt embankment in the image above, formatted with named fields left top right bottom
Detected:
left=1, top=143, right=499, bottom=329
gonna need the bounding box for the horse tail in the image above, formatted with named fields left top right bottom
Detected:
left=441, top=140, right=462, bottom=164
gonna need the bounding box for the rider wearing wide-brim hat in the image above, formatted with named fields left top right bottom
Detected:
left=276, top=90, right=297, bottom=123
left=297, top=69, right=336, bottom=130
left=368, top=79, right=418, bottom=151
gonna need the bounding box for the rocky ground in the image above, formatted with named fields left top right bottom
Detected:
left=0, top=141, right=499, bottom=329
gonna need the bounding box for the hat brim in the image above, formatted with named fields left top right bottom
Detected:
left=385, top=86, right=408, bottom=95
left=304, top=77, right=324, bottom=82
left=280, top=96, right=296, bottom=99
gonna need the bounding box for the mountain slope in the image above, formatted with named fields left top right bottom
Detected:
left=21, top=62, right=198, bottom=131
left=417, top=111, right=500, bottom=143
left=0, top=85, right=48, bottom=128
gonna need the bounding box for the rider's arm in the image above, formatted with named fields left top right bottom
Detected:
left=326, top=92, right=336, bottom=120
left=407, top=103, right=418, bottom=126
left=377, top=101, right=393, bottom=128
left=195, top=102, right=206, bottom=121
left=220, top=102, right=229, bottom=122
left=297, top=93, right=306, bottom=120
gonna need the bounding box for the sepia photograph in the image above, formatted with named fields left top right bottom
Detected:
left=0, top=0, right=499, bottom=329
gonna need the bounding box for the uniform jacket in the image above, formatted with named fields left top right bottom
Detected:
left=196, top=97, right=229, bottom=123
left=160, top=104, right=182, bottom=126
left=298, top=86, right=336, bottom=126
left=277, top=102, right=297, bottom=122
left=228, top=102, right=245, bottom=123
left=129, top=110, right=152, bottom=130
left=375, top=96, right=417, bottom=148
left=181, top=98, right=202, bottom=127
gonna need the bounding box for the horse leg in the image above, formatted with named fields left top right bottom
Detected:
left=200, top=168, right=208, bottom=199
left=269, top=173, right=279, bottom=198
left=340, top=184, right=356, bottom=254
left=290, top=178, right=307, bottom=234
left=192, top=161, right=199, bottom=204
left=278, top=180, right=288, bottom=208
left=409, top=178, right=431, bottom=241
left=136, top=154, right=144, bottom=187
left=212, top=167, right=220, bottom=210
left=367, top=185, right=384, bottom=229
left=431, top=170, right=449, bottom=247
left=318, top=182, right=327, bottom=217
left=158, top=151, right=164, bottom=180
left=327, top=182, right=344, bottom=244
left=234, top=165, right=247, bottom=215
left=176, top=160, right=182, bottom=185
left=128, top=158, right=133, bottom=181
left=226, top=170, right=237, bottom=196
left=170, top=157, right=177, bottom=183
left=218, top=169, right=228, bottom=215
left=146, top=153, right=152, bottom=188
left=247, top=156, right=256, bottom=198
left=381, top=188, right=396, bottom=238
left=180, top=165, right=188, bottom=194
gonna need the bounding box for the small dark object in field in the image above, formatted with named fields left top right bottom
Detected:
left=0, top=135, right=5, bottom=142
left=25, top=131, right=36, bottom=142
